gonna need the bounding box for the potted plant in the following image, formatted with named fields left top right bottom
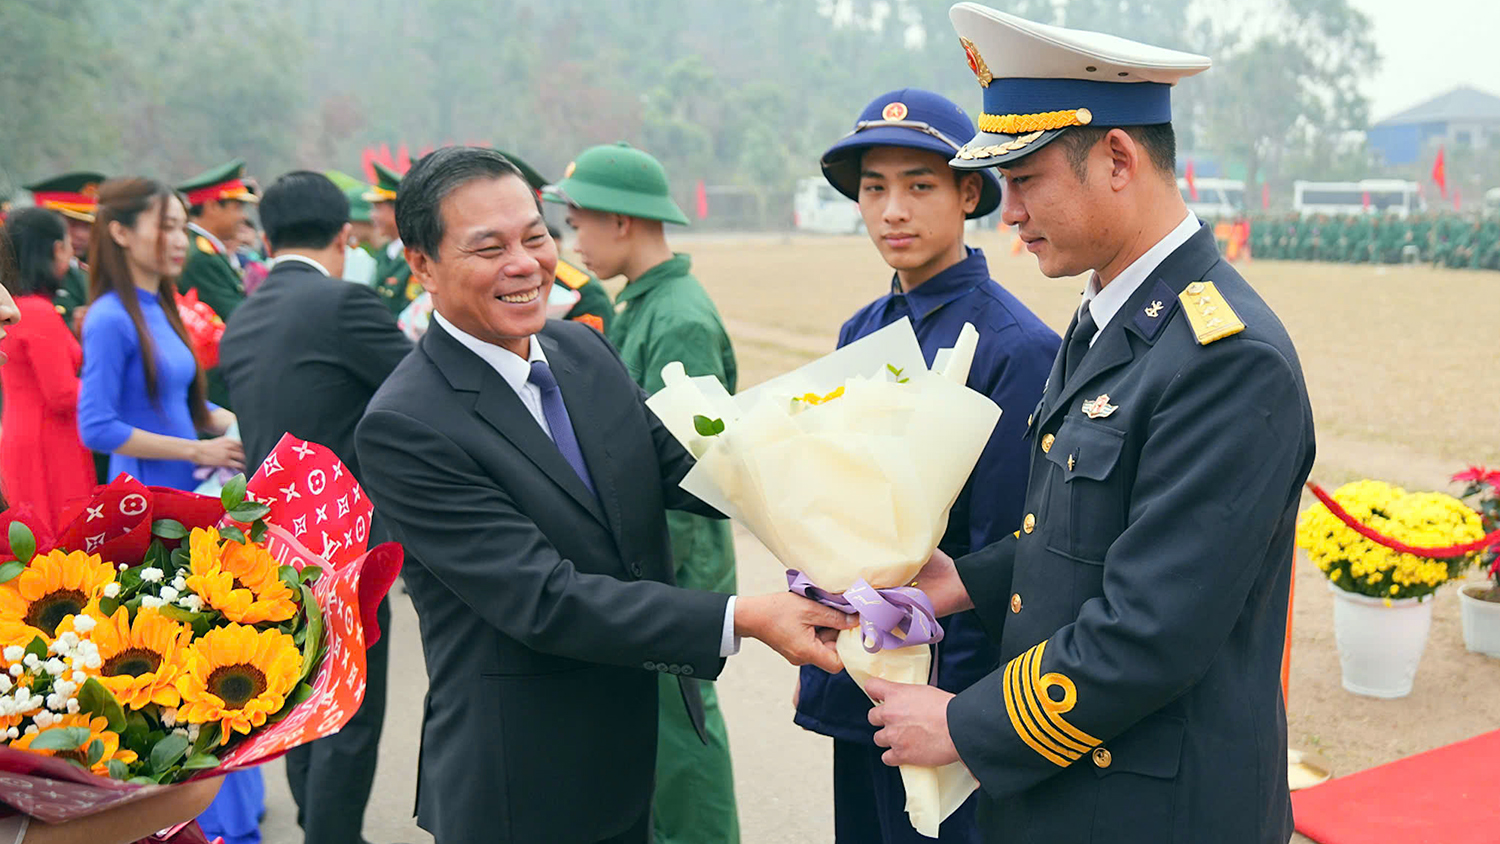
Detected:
left=1297, top=479, right=1486, bottom=698
left=1454, top=467, right=1500, bottom=656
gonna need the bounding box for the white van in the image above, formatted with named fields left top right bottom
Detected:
left=1293, top=180, right=1424, bottom=218
left=1483, top=187, right=1500, bottom=219
left=793, top=177, right=864, bottom=235
left=1176, top=178, right=1245, bottom=220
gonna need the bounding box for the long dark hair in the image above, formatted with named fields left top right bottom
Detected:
left=5, top=208, right=67, bottom=297
left=88, top=178, right=211, bottom=430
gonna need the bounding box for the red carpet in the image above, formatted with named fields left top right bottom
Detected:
left=1293, top=729, right=1500, bottom=843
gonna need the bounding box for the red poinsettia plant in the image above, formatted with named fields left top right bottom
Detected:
left=1454, top=466, right=1500, bottom=596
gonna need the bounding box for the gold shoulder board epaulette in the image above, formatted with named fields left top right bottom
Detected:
left=555, top=260, right=590, bottom=290
left=1177, top=281, right=1244, bottom=345
left=195, top=235, right=215, bottom=255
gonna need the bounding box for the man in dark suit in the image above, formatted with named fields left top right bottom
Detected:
left=353, top=147, right=852, bottom=844
left=219, top=171, right=412, bottom=844
left=866, top=8, right=1316, bottom=844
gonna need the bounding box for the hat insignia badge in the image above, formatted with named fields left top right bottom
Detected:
left=882, top=101, right=908, bottom=121
left=1082, top=394, right=1118, bottom=419
left=960, top=37, right=992, bottom=87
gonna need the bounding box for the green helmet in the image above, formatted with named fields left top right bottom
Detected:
left=546, top=142, right=688, bottom=225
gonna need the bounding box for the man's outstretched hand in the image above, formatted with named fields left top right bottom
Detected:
left=916, top=548, right=973, bottom=617
left=735, top=592, right=855, bottom=674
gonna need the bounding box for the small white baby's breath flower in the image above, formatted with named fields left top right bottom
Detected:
left=102, top=582, right=122, bottom=599
left=24, top=725, right=38, bottom=736
left=65, top=698, right=80, bottom=714
left=140, top=596, right=167, bottom=610
left=8, top=665, right=22, bottom=678
left=161, top=708, right=178, bottom=728
left=159, top=586, right=180, bottom=603
left=140, top=567, right=165, bottom=583
left=2, top=646, right=22, bottom=662
left=82, top=654, right=103, bottom=670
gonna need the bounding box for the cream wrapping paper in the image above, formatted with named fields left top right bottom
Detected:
left=647, top=318, right=1000, bottom=837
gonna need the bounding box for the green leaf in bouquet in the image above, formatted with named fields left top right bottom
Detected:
left=127, top=775, right=157, bottom=785
left=149, top=733, right=190, bottom=774
left=297, top=583, right=324, bottom=685
left=289, top=682, right=316, bottom=708
left=85, top=738, right=105, bottom=767
left=7, top=521, right=36, bottom=567
left=180, top=752, right=220, bottom=771
left=249, top=520, right=268, bottom=544
left=0, top=560, right=24, bottom=586
left=119, top=566, right=143, bottom=593
left=24, top=635, right=48, bottom=661
left=300, top=566, right=323, bottom=585
left=219, top=525, right=247, bottom=545
left=191, top=722, right=221, bottom=756
left=278, top=566, right=301, bottom=593
left=150, top=519, right=188, bottom=540
left=29, top=726, right=93, bottom=752
left=226, top=502, right=271, bottom=524
left=77, top=677, right=128, bottom=732
left=220, top=475, right=248, bottom=511
left=106, top=759, right=130, bottom=780
left=169, top=546, right=189, bottom=569
left=97, top=596, right=120, bottom=617
left=692, top=415, right=726, bottom=437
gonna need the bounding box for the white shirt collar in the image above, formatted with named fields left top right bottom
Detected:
left=385, top=239, right=404, bottom=260
left=1082, top=212, right=1199, bottom=344
left=271, top=254, right=331, bottom=277
left=187, top=222, right=227, bottom=256
left=431, top=310, right=546, bottom=393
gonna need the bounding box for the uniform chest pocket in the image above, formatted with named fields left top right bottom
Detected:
left=1042, top=420, right=1126, bottom=564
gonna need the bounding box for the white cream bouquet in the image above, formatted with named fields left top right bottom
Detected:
left=647, top=318, right=1001, bottom=837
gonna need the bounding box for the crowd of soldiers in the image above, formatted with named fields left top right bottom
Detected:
left=1249, top=212, right=1500, bottom=270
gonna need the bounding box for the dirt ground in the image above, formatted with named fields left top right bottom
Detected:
left=259, top=232, right=1500, bottom=843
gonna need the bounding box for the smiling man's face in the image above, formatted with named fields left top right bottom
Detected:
left=414, top=174, right=558, bottom=357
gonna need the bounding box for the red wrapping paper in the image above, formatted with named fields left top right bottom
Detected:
left=0, top=435, right=402, bottom=842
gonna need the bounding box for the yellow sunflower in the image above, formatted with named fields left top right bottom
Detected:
left=88, top=608, right=192, bottom=709
left=183, top=528, right=297, bottom=624
left=12, top=713, right=138, bottom=776
left=0, top=550, right=116, bottom=640
left=176, top=624, right=301, bottom=743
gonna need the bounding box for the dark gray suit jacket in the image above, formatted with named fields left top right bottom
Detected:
left=355, top=319, right=730, bottom=844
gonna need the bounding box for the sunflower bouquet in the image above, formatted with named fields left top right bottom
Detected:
left=1296, top=479, right=1487, bottom=602
left=0, top=435, right=402, bottom=841
left=647, top=318, right=1001, bottom=839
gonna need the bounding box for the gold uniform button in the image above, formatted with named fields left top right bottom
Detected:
left=1092, top=747, right=1112, bottom=768
left=1010, top=593, right=1022, bottom=614
left=1041, top=433, right=1055, bottom=453
left=1023, top=514, right=1036, bottom=534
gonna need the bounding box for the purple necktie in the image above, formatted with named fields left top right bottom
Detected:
left=528, top=360, right=597, bottom=497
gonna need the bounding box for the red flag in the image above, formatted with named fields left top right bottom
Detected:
left=378, top=143, right=393, bottom=169
left=360, top=147, right=376, bottom=184
left=1361, top=191, right=1371, bottom=209
left=1432, top=146, right=1447, bottom=198
left=1185, top=160, right=1198, bottom=201
left=395, top=144, right=411, bottom=173
left=1261, top=183, right=1270, bottom=210
left=695, top=179, right=709, bottom=220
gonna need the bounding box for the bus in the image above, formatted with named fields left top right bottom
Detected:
left=1292, top=180, right=1424, bottom=218
left=793, top=177, right=863, bottom=235
left=1177, top=178, right=1245, bottom=220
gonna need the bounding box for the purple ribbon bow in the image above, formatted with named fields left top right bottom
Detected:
left=787, top=570, right=945, bottom=654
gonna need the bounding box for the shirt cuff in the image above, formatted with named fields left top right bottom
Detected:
left=719, top=595, right=741, bottom=658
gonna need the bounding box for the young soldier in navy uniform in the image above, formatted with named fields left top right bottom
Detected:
left=179, top=159, right=259, bottom=409
left=796, top=88, right=1057, bottom=844
left=867, top=7, right=1316, bottom=844
left=23, top=171, right=104, bottom=334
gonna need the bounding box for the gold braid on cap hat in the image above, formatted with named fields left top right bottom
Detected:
left=977, top=108, right=1094, bottom=135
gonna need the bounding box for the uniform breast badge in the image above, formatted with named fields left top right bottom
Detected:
left=1081, top=394, right=1117, bottom=419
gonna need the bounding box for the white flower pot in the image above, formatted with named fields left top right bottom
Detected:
left=1329, top=582, right=1434, bottom=699
left=1458, top=584, right=1500, bottom=658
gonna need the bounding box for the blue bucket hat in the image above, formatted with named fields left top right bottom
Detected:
left=821, top=88, right=1003, bottom=219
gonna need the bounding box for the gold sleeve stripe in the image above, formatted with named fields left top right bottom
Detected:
left=1017, top=645, right=1094, bottom=755
left=1003, top=649, right=1074, bottom=768
left=1178, top=281, right=1245, bottom=346
left=1027, top=641, right=1100, bottom=747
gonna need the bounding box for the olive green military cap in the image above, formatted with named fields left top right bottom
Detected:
left=178, top=158, right=259, bottom=205
left=363, top=161, right=403, bottom=203
left=546, top=142, right=689, bottom=225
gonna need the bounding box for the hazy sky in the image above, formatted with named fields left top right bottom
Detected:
left=1350, top=0, right=1500, bottom=120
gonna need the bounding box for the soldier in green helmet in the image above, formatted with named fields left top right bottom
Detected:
left=24, top=171, right=105, bottom=333
left=178, top=159, right=258, bottom=408
left=365, top=161, right=420, bottom=316
left=549, top=142, right=741, bottom=844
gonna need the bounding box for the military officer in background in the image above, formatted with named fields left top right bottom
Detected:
left=179, top=159, right=258, bottom=408
left=866, top=7, right=1316, bottom=844
left=550, top=142, right=741, bottom=844
left=24, top=171, right=104, bottom=333
left=365, top=161, right=419, bottom=316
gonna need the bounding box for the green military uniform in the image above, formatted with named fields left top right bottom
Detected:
left=177, top=160, right=257, bottom=409
left=1449, top=221, right=1485, bottom=269
left=1479, top=220, right=1500, bottom=271
left=551, top=143, right=740, bottom=844
left=1374, top=216, right=1405, bottom=264
left=24, top=171, right=105, bottom=330
left=363, top=162, right=420, bottom=315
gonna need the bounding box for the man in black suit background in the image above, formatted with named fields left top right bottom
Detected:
left=219, top=171, right=413, bottom=844
left=354, top=147, right=852, bottom=844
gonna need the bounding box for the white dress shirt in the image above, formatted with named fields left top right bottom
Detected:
left=1081, top=211, right=1200, bottom=345
left=270, top=253, right=332, bottom=277
left=432, top=310, right=740, bottom=656
left=385, top=238, right=404, bottom=261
